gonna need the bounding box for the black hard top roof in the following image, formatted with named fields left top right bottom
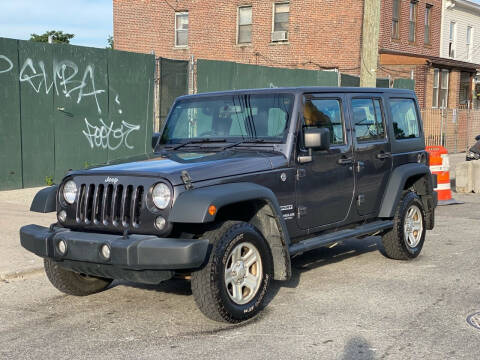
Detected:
left=177, top=86, right=415, bottom=100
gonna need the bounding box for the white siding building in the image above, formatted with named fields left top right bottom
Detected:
left=441, top=0, right=480, bottom=106
left=441, top=0, right=480, bottom=62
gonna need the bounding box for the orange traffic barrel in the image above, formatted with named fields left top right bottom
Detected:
left=426, top=146, right=458, bottom=205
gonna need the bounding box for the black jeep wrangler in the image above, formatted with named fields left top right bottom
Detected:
left=20, top=87, right=437, bottom=323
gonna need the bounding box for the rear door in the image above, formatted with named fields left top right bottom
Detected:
left=295, top=94, right=355, bottom=230
left=349, top=95, right=392, bottom=216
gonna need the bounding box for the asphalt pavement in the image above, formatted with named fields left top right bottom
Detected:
left=0, top=189, right=479, bottom=359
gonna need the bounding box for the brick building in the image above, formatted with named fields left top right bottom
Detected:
left=113, top=0, right=365, bottom=74
left=378, top=0, right=478, bottom=108
left=113, top=0, right=479, bottom=108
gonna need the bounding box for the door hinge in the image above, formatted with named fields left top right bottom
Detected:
left=296, top=168, right=306, bottom=180
left=357, top=194, right=365, bottom=206
left=297, top=206, right=307, bottom=218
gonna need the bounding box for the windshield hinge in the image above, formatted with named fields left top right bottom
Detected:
left=181, top=170, right=194, bottom=190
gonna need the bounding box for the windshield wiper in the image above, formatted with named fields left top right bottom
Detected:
left=169, top=138, right=227, bottom=151
left=221, top=138, right=279, bottom=150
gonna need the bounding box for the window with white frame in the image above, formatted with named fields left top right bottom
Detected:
left=467, top=26, right=473, bottom=61
left=433, top=68, right=449, bottom=108
left=272, top=2, right=289, bottom=42
left=175, top=12, right=188, bottom=47
left=409, top=1, right=417, bottom=43
left=449, top=21, right=456, bottom=58
left=238, top=6, right=252, bottom=44
left=424, top=4, right=432, bottom=44
left=392, top=0, right=400, bottom=39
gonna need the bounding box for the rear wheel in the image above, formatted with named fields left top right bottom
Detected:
left=191, top=221, right=273, bottom=323
left=381, top=191, right=426, bottom=260
left=44, top=259, right=112, bottom=296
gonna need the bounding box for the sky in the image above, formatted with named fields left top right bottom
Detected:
left=0, top=0, right=112, bottom=48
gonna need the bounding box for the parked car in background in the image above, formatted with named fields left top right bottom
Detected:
left=466, top=135, right=480, bottom=161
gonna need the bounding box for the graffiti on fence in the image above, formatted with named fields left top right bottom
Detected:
left=0, top=53, right=141, bottom=151
left=0, top=55, right=13, bottom=74
left=82, top=118, right=140, bottom=151
left=18, top=58, right=105, bottom=114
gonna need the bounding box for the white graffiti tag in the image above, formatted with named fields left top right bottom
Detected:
left=0, top=55, right=13, bottom=74
left=82, top=118, right=140, bottom=151
left=16, top=57, right=105, bottom=114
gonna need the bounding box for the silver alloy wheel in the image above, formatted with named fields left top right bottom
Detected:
left=404, top=205, right=423, bottom=248
left=224, top=242, right=263, bottom=305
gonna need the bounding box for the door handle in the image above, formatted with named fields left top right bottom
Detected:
left=376, top=152, right=392, bottom=160
left=356, top=161, right=365, bottom=172
left=337, top=157, right=353, bottom=165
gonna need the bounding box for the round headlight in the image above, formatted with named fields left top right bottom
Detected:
left=63, top=180, right=77, bottom=204
left=152, top=183, right=171, bottom=209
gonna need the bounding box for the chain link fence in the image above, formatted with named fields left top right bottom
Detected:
left=422, top=108, right=480, bottom=154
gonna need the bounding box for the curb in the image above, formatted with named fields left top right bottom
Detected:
left=0, top=267, right=44, bottom=282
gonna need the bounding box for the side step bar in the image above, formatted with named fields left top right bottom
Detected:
left=289, top=220, right=394, bottom=256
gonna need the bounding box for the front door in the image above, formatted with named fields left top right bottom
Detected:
left=296, top=94, right=355, bottom=230
left=349, top=96, right=392, bottom=216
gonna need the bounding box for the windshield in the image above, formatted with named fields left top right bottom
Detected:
left=160, top=93, right=294, bottom=144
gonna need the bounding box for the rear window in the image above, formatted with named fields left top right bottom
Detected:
left=389, top=98, right=420, bottom=139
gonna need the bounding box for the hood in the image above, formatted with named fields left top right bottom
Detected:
left=76, top=150, right=287, bottom=186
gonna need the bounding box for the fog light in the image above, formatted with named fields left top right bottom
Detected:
left=58, top=210, right=67, bottom=223
left=57, top=240, right=67, bottom=255
left=154, top=216, right=166, bottom=230
left=101, top=244, right=111, bottom=260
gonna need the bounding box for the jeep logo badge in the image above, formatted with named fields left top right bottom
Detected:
left=104, top=176, right=119, bottom=184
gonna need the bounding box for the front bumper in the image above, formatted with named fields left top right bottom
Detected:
left=20, top=224, right=209, bottom=283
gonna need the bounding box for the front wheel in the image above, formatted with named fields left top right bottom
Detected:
left=191, top=221, right=273, bottom=323
left=44, top=259, right=112, bottom=296
left=381, top=191, right=426, bottom=260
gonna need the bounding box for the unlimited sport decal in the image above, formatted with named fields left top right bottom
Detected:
left=280, top=204, right=295, bottom=220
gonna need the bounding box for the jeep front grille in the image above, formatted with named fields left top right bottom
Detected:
left=76, top=183, right=144, bottom=228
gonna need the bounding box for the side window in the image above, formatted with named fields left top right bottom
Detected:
left=389, top=98, right=420, bottom=139
left=303, top=98, right=344, bottom=145
left=352, top=98, right=385, bottom=142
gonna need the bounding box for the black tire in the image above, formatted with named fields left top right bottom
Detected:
left=381, top=191, right=426, bottom=260
left=44, top=259, right=112, bottom=296
left=191, top=221, right=273, bottom=323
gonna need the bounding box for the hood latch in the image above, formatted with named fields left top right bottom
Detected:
left=181, top=170, right=194, bottom=190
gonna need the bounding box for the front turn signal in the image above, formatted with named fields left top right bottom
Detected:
left=208, top=205, right=217, bottom=216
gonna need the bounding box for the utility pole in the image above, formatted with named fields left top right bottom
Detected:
left=360, top=0, right=381, bottom=87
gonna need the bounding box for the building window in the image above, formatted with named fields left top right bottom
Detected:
left=467, top=26, right=473, bottom=61
left=409, top=1, right=417, bottom=43
left=449, top=21, right=456, bottom=58
left=392, top=0, right=400, bottom=39
left=238, top=6, right=252, bottom=44
left=272, top=2, right=289, bottom=42
left=433, top=69, right=449, bottom=108
left=175, top=12, right=188, bottom=47
left=424, top=4, right=432, bottom=44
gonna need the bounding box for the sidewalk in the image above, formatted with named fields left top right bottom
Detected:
left=0, top=187, right=55, bottom=280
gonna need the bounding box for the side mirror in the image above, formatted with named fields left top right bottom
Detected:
left=475, top=135, right=480, bottom=141
left=304, top=127, right=330, bottom=151
left=152, top=132, right=161, bottom=150
left=298, top=128, right=330, bottom=164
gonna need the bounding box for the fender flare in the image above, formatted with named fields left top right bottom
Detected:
left=378, top=163, right=432, bottom=218
left=30, top=185, right=58, bottom=213
left=169, top=182, right=285, bottom=227
left=168, top=182, right=292, bottom=280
